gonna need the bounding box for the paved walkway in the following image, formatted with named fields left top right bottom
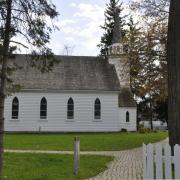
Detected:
left=87, top=148, right=143, bottom=180
left=5, top=148, right=143, bottom=180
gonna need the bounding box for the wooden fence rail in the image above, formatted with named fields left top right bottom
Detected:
left=143, top=143, right=180, bottom=179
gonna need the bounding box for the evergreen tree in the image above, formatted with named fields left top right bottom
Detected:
left=98, top=0, right=125, bottom=56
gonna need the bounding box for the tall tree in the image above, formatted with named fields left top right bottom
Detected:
left=131, top=0, right=169, bottom=18
left=128, top=0, right=169, bottom=126
left=167, top=0, right=180, bottom=146
left=124, top=16, right=168, bottom=127
left=136, top=0, right=180, bottom=145
left=140, top=21, right=160, bottom=129
left=0, top=0, right=58, bottom=178
left=98, top=0, right=125, bottom=56
left=124, top=17, right=142, bottom=96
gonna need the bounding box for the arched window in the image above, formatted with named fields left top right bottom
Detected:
left=94, top=98, right=101, bottom=119
left=12, top=97, right=19, bottom=119
left=40, top=97, right=47, bottom=119
left=67, top=98, right=74, bottom=119
left=126, top=111, right=130, bottom=122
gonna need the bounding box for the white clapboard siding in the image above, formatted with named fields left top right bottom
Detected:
left=4, top=92, right=136, bottom=132
left=118, top=107, right=137, bottom=131
left=143, top=143, right=180, bottom=180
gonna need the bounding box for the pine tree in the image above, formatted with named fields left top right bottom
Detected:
left=98, top=0, right=125, bottom=56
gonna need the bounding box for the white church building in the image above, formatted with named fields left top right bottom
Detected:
left=4, top=11, right=137, bottom=132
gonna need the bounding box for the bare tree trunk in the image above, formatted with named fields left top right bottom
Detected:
left=167, top=0, right=180, bottom=147
left=0, top=0, right=12, bottom=179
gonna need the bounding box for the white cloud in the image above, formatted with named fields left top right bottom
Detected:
left=50, top=1, right=143, bottom=55
left=68, top=3, right=105, bottom=55
left=49, top=2, right=105, bottom=55
left=65, top=37, right=75, bottom=42
left=74, top=3, right=104, bottom=20
left=70, top=2, right=77, bottom=7
left=59, top=19, right=77, bottom=27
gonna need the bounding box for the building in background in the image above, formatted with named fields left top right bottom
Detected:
left=4, top=8, right=137, bottom=132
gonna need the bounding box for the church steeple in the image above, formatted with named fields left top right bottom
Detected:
left=108, top=7, right=123, bottom=56
left=108, top=6, right=130, bottom=88
left=112, top=7, right=122, bottom=44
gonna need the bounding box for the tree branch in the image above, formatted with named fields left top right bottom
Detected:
left=10, top=40, right=28, bottom=48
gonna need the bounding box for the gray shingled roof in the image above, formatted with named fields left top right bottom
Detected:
left=11, top=55, right=120, bottom=92
left=118, top=88, right=137, bottom=107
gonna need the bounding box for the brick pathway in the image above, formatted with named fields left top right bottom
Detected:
left=87, top=139, right=168, bottom=180
left=87, top=148, right=143, bottom=180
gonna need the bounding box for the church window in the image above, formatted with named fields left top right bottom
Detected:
left=40, top=97, right=47, bottom=119
left=126, top=111, right=130, bottom=122
left=94, top=98, right=101, bottom=119
left=67, top=98, right=74, bottom=119
left=12, top=97, right=19, bottom=119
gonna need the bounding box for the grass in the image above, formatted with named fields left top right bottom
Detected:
left=4, top=131, right=168, bottom=151
left=4, top=153, right=113, bottom=180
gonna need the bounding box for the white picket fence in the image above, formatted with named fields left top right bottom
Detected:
left=143, top=143, right=180, bottom=179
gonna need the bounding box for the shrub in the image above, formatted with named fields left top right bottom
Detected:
left=138, top=124, right=152, bottom=134
left=121, top=128, right=127, bottom=132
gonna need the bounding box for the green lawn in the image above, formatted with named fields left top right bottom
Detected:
left=4, top=131, right=168, bottom=151
left=4, top=153, right=113, bottom=180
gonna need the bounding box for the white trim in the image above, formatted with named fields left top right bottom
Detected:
left=65, top=120, right=75, bottom=122
left=38, top=119, right=48, bottom=122
left=93, top=120, right=102, bottom=122
left=9, top=119, right=20, bottom=122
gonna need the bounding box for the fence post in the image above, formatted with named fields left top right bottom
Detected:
left=174, top=144, right=180, bottom=179
left=146, top=144, right=154, bottom=179
left=164, top=144, right=172, bottom=179
left=74, top=137, right=80, bottom=176
left=155, top=143, right=163, bottom=179
left=143, top=143, right=147, bottom=179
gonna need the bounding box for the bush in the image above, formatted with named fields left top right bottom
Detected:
left=138, top=124, right=152, bottom=134
left=121, top=128, right=127, bottom=132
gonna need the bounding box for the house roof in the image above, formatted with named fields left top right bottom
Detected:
left=118, top=88, right=137, bottom=107
left=11, top=55, right=120, bottom=92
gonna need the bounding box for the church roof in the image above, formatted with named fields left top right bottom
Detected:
left=11, top=55, right=120, bottom=92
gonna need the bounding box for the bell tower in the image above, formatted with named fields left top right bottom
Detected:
left=108, top=7, right=130, bottom=88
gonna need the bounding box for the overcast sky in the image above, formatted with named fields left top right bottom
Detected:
left=48, top=0, right=107, bottom=56
left=47, top=0, right=141, bottom=56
